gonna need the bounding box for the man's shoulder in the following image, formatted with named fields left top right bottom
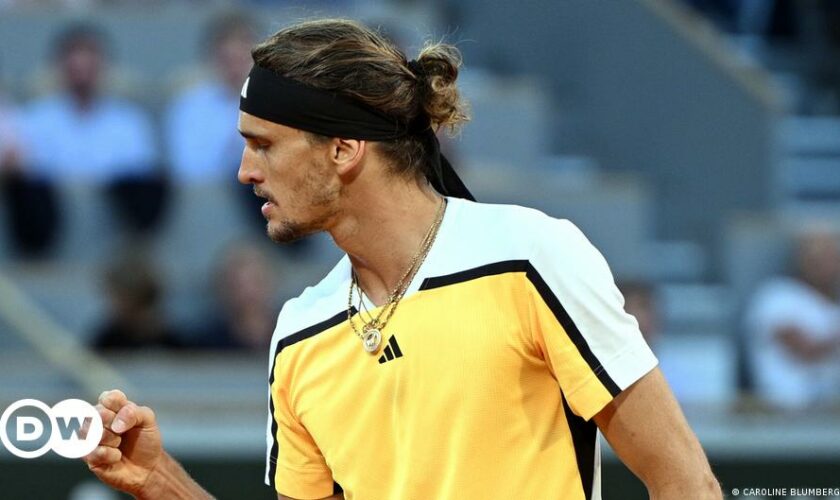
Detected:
left=451, top=198, right=587, bottom=261
left=23, top=94, right=65, bottom=121
left=24, top=94, right=149, bottom=130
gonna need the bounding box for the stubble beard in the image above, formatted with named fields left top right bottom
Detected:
left=266, top=170, right=340, bottom=244
left=266, top=217, right=320, bottom=244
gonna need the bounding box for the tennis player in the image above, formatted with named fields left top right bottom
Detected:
left=84, top=19, right=722, bottom=500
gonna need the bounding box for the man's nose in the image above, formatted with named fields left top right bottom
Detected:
left=237, top=151, right=264, bottom=185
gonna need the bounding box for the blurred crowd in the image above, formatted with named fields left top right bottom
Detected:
left=620, top=227, right=840, bottom=412
left=0, top=12, right=279, bottom=352
left=743, top=228, right=840, bottom=410
left=1, top=8, right=839, bottom=413
left=1, top=13, right=259, bottom=242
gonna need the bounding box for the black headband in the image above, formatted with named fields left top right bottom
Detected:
left=239, top=64, right=474, bottom=201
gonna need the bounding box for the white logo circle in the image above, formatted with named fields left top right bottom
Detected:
left=50, top=399, right=103, bottom=458
left=0, top=399, right=103, bottom=459
left=0, top=399, right=56, bottom=459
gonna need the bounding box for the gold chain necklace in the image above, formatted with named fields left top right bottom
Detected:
left=347, top=198, right=447, bottom=353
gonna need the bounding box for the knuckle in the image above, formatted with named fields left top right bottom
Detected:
left=85, top=449, right=102, bottom=464
left=102, top=389, right=127, bottom=407
left=140, top=405, right=155, bottom=420
left=121, top=403, right=137, bottom=419
left=104, top=430, right=121, bottom=445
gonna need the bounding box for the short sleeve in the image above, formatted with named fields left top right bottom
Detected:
left=527, top=217, right=658, bottom=420
left=265, top=340, right=340, bottom=498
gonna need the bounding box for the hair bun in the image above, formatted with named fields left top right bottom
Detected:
left=414, top=42, right=469, bottom=133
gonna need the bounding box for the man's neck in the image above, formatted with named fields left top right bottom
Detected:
left=328, top=179, right=443, bottom=307
left=69, top=89, right=97, bottom=112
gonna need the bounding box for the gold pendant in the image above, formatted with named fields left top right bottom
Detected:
left=362, top=327, right=382, bottom=353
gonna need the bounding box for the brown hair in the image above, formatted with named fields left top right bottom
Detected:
left=251, top=18, right=469, bottom=179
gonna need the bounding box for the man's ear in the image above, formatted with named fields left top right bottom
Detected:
left=331, top=138, right=366, bottom=177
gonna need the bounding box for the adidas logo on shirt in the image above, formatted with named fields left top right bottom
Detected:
left=378, top=335, right=404, bottom=364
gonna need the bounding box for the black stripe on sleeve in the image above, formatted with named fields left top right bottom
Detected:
left=562, top=392, right=597, bottom=500
left=267, top=308, right=352, bottom=488
left=419, top=259, right=621, bottom=397
left=525, top=265, right=622, bottom=397
left=334, top=481, right=344, bottom=494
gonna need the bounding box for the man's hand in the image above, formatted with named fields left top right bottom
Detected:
left=82, top=390, right=163, bottom=496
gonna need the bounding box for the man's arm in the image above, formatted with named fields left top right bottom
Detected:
left=775, top=325, right=839, bottom=362
left=593, top=368, right=721, bottom=500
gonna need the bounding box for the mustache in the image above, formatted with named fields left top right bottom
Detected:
left=253, top=188, right=275, bottom=204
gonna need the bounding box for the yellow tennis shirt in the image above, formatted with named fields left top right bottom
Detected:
left=265, top=198, right=658, bottom=500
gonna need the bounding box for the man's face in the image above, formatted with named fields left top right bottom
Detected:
left=237, top=111, right=341, bottom=243
left=60, top=39, right=103, bottom=99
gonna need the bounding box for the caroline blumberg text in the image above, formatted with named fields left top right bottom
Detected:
left=732, top=487, right=840, bottom=497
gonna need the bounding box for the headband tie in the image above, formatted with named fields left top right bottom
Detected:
left=239, top=65, right=474, bottom=201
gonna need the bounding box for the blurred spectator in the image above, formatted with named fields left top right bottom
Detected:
left=164, top=12, right=257, bottom=183
left=196, top=242, right=277, bottom=350
left=0, top=83, right=61, bottom=257
left=15, top=23, right=167, bottom=244
left=93, top=251, right=184, bottom=350
left=744, top=228, right=840, bottom=410
left=21, top=23, right=157, bottom=182
left=161, top=12, right=309, bottom=248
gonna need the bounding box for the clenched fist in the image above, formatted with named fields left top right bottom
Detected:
left=82, top=390, right=163, bottom=496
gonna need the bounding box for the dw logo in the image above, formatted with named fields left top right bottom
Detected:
left=0, top=399, right=103, bottom=459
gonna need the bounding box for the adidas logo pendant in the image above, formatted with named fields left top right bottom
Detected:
left=378, top=335, right=404, bottom=364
